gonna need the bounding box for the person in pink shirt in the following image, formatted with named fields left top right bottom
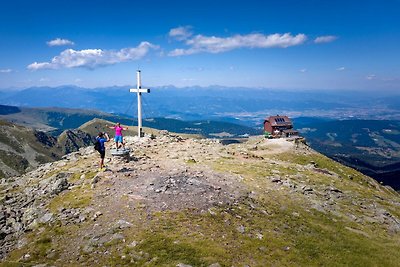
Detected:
left=107, top=122, right=128, bottom=150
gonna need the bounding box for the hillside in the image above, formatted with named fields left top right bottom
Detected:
left=296, top=119, right=400, bottom=190
left=0, top=134, right=399, bottom=266
left=0, top=120, right=96, bottom=179
left=0, top=120, right=62, bottom=178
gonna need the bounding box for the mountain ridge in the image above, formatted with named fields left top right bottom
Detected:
left=1, top=133, right=399, bottom=266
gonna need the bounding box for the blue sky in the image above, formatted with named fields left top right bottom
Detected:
left=0, top=0, right=399, bottom=90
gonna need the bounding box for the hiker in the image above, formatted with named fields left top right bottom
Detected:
left=107, top=122, right=128, bottom=150
left=96, top=132, right=110, bottom=171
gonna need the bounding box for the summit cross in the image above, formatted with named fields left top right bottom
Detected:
left=129, top=70, right=150, bottom=138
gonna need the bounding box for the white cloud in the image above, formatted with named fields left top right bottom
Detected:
left=181, top=78, right=196, bottom=82
left=169, top=26, right=193, bottom=41
left=336, top=67, right=345, bottom=71
left=314, top=35, right=337, bottom=44
left=169, top=48, right=189, bottom=57
left=47, top=38, right=75, bottom=47
left=0, top=68, right=12, bottom=73
left=28, top=42, right=158, bottom=70
left=28, top=62, right=52, bottom=70
left=169, top=33, right=307, bottom=56
left=366, top=74, right=376, bottom=80
left=300, top=68, right=307, bottom=73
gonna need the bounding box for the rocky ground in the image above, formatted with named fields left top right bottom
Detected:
left=0, top=132, right=400, bottom=266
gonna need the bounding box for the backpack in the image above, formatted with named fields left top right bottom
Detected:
left=94, top=139, right=101, bottom=151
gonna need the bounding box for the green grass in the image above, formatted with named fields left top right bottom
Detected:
left=0, top=131, right=24, bottom=153
left=34, top=154, right=52, bottom=164
left=3, top=187, right=400, bottom=267
left=0, top=150, right=30, bottom=174
left=47, top=184, right=93, bottom=213
left=185, top=158, right=197, bottom=164
left=3, top=235, right=54, bottom=266
left=1, top=222, right=78, bottom=266
left=110, top=201, right=400, bottom=267
left=68, top=170, right=96, bottom=184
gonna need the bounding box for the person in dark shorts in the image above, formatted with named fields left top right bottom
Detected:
left=96, top=132, right=110, bottom=171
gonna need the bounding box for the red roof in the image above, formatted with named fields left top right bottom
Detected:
left=264, top=115, right=292, bottom=126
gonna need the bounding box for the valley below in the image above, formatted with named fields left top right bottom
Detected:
left=296, top=119, right=400, bottom=191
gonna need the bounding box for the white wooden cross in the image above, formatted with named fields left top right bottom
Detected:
left=129, top=70, right=150, bottom=138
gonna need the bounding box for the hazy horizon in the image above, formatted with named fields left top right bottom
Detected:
left=1, top=84, right=400, bottom=96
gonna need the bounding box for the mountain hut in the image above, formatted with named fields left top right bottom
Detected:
left=264, top=115, right=299, bottom=138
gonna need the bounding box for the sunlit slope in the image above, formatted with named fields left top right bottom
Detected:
left=1, top=135, right=399, bottom=266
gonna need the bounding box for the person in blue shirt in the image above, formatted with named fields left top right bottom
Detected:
left=96, top=132, right=110, bottom=171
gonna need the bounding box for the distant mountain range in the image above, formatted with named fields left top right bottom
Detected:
left=1, top=85, right=399, bottom=126
left=0, top=105, right=259, bottom=138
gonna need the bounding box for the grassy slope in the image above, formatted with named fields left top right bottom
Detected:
left=0, top=120, right=61, bottom=177
left=1, top=138, right=399, bottom=267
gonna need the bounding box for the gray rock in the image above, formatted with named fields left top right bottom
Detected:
left=16, top=237, right=28, bottom=249
left=78, top=215, right=86, bottom=223
left=57, top=161, right=66, bottom=167
left=209, top=263, right=221, bottom=267
left=271, top=177, right=281, bottom=183
left=327, top=187, right=343, bottom=194
left=91, top=211, right=102, bottom=221
left=237, top=225, right=245, bottom=234
left=82, top=244, right=94, bottom=254
left=255, top=233, right=263, bottom=240
left=39, top=213, right=53, bottom=224
left=26, top=220, right=39, bottom=230
left=128, top=240, right=138, bottom=248
left=114, top=219, right=132, bottom=229
left=51, top=177, right=69, bottom=195
left=177, top=264, right=192, bottom=267
left=12, top=222, right=22, bottom=232
left=302, top=186, right=313, bottom=193
left=21, top=207, right=38, bottom=224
